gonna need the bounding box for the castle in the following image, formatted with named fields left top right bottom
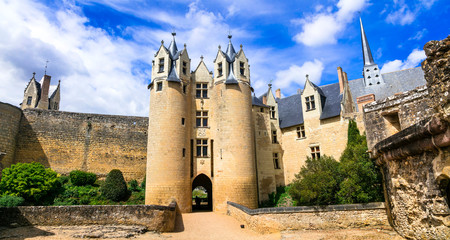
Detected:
left=144, top=18, right=426, bottom=212
left=0, top=18, right=426, bottom=213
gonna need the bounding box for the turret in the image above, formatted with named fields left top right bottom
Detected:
left=146, top=32, right=192, bottom=212
left=211, top=35, right=257, bottom=211
left=360, top=17, right=384, bottom=86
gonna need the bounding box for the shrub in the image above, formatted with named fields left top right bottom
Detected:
left=101, top=169, right=129, bottom=202
left=128, top=180, right=139, bottom=192
left=0, top=195, right=25, bottom=207
left=69, top=170, right=97, bottom=186
left=0, top=162, right=61, bottom=205
left=140, top=176, right=146, bottom=190
left=289, top=155, right=341, bottom=206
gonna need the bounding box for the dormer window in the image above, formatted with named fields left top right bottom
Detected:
left=182, top=61, right=187, bottom=75
left=240, top=61, right=245, bottom=76
left=158, top=58, right=164, bottom=73
left=218, top=63, right=223, bottom=76
left=27, top=96, right=32, bottom=105
left=305, top=96, right=315, bottom=111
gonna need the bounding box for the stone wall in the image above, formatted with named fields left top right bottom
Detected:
left=363, top=86, right=432, bottom=150
left=227, top=201, right=391, bottom=234
left=0, top=203, right=177, bottom=232
left=14, top=109, right=148, bottom=181
left=364, top=36, right=450, bottom=239
left=0, top=102, right=22, bottom=174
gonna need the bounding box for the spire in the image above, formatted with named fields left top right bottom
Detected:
left=225, top=34, right=236, bottom=62
left=168, top=31, right=178, bottom=59
left=359, top=17, right=375, bottom=66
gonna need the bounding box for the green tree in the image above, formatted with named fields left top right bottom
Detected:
left=289, top=155, right=341, bottom=206
left=100, top=169, right=129, bottom=202
left=0, top=162, right=61, bottom=205
left=336, top=120, right=384, bottom=204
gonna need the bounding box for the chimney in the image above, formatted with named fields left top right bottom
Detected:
left=343, top=72, right=348, bottom=84
left=37, top=75, right=51, bottom=109
left=262, top=96, right=267, bottom=105
left=275, top=89, right=281, bottom=99
left=337, top=67, right=345, bottom=94
left=297, top=89, right=302, bottom=94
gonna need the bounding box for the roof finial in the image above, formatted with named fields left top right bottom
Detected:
left=306, top=74, right=309, bottom=81
left=161, top=40, right=164, bottom=45
left=218, top=45, right=221, bottom=50
left=44, top=60, right=49, bottom=75
left=171, top=28, right=176, bottom=37
left=228, top=29, right=232, bottom=40
left=32, top=72, right=36, bottom=78
left=200, top=55, right=204, bottom=61
left=184, top=43, right=186, bottom=49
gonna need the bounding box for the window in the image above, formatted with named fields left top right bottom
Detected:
left=158, top=58, right=164, bottom=72
left=183, top=148, right=186, bottom=157
left=182, top=118, right=185, bottom=126
left=273, top=153, right=280, bottom=169
left=272, top=130, right=277, bottom=144
left=260, top=108, right=264, bottom=113
left=305, top=95, right=315, bottom=110
left=296, top=125, right=305, bottom=138
left=182, top=61, right=187, bottom=75
left=156, top=82, right=163, bottom=91
left=53, top=103, right=58, bottom=110
left=196, top=139, right=208, bottom=157
left=196, top=111, right=208, bottom=127
left=270, top=106, right=276, bottom=119
left=196, top=83, right=208, bottom=98
left=27, top=96, right=32, bottom=105
left=240, top=61, right=245, bottom=76
left=218, top=62, right=223, bottom=76
left=311, top=146, right=320, bottom=159
left=183, top=85, right=186, bottom=94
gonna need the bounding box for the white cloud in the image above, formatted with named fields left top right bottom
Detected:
left=381, top=49, right=426, bottom=73
left=0, top=0, right=151, bottom=116
left=385, top=0, right=437, bottom=25
left=408, top=28, right=428, bottom=41
left=274, top=60, right=324, bottom=92
left=386, top=5, right=415, bottom=25
left=293, top=0, right=367, bottom=47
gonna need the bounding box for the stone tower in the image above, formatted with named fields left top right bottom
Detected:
left=21, top=72, right=61, bottom=110
left=145, top=33, right=192, bottom=212
left=211, top=35, right=258, bottom=211
left=360, top=17, right=384, bottom=86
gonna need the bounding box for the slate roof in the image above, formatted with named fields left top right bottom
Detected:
left=278, top=93, right=304, bottom=128
left=252, top=95, right=269, bottom=108
left=348, top=67, right=426, bottom=110
left=318, top=83, right=342, bottom=120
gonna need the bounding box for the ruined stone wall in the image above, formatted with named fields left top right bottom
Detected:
left=364, top=36, right=450, bottom=239
left=227, top=201, right=390, bottom=234
left=364, top=86, right=432, bottom=150
left=0, top=203, right=177, bottom=232
left=14, top=109, right=148, bottom=181
left=0, top=102, right=22, bottom=173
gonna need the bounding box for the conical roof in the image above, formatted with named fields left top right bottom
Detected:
left=168, top=32, right=179, bottom=60
left=225, top=35, right=236, bottom=62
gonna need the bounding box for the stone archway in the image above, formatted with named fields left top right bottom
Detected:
left=192, top=174, right=212, bottom=211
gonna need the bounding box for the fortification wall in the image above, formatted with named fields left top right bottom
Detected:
left=14, top=109, right=148, bottom=181
left=227, top=201, right=390, bottom=234
left=0, top=102, right=22, bottom=173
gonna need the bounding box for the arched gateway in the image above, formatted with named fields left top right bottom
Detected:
left=192, top=174, right=212, bottom=211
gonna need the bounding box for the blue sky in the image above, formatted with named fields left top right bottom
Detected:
left=0, top=0, right=448, bottom=116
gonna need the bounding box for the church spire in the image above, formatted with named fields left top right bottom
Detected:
left=359, top=17, right=374, bottom=66
left=359, top=17, right=384, bottom=87
left=168, top=31, right=178, bottom=59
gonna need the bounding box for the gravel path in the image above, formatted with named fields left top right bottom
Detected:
left=0, top=212, right=403, bottom=240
